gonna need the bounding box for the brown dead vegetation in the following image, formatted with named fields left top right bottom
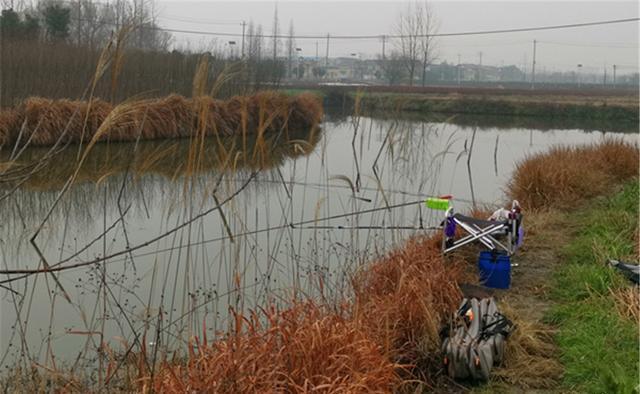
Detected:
left=145, top=233, right=469, bottom=392
left=148, top=302, right=401, bottom=393
left=508, top=139, right=639, bottom=210
left=0, top=92, right=323, bottom=148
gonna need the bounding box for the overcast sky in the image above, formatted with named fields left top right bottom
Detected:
left=157, top=1, right=639, bottom=74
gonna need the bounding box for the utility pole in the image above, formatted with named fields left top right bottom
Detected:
left=76, top=1, right=81, bottom=46
left=381, top=35, right=386, bottom=60
left=241, top=21, right=246, bottom=58
left=613, top=64, right=617, bottom=86
left=457, top=54, right=461, bottom=86
left=325, top=33, right=330, bottom=66
left=531, top=39, right=537, bottom=89
left=477, top=51, right=483, bottom=82
left=315, top=41, right=319, bottom=60
left=115, top=0, right=120, bottom=31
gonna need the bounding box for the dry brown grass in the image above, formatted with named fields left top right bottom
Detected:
left=611, top=286, right=640, bottom=323
left=491, top=303, right=563, bottom=389
left=0, top=92, right=323, bottom=148
left=351, top=235, right=469, bottom=382
left=141, top=232, right=470, bottom=392
left=147, top=301, right=401, bottom=393
left=508, top=139, right=639, bottom=210
left=0, top=108, right=18, bottom=147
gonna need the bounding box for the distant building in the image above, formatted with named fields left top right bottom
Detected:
left=288, top=57, right=526, bottom=84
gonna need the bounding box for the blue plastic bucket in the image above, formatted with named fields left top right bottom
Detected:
left=478, top=251, right=511, bottom=289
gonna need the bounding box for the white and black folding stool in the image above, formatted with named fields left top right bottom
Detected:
left=442, top=201, right=523, bottom=256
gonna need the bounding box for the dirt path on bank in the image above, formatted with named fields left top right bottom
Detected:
left=502, top=210, right=571, bottom=321
left=429, top=209, right=570, bottom=394
left=463, top=210, right=572, bottom=393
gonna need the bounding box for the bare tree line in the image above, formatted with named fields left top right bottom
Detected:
left=0, top=0, right=442, bottom=105
left=0, top=0, right=291, bottom=106
left=385, top=1, right=439, bottom=86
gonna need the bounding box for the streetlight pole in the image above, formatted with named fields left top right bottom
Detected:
left=531, top=39, right=537, bottom=90
left=295, top=47, right=302, bottom=79
left=576, top=64, right=583, bottom=88
left=228, top=41, right=236, bottom=60
left=350, top=53, right=357, bottom=81
left=241, top=21, right=246, bottom=58
left=457, top=54, right=461, bottom=86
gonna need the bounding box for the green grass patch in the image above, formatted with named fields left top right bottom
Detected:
left=548, top=180, right=639, bottom=394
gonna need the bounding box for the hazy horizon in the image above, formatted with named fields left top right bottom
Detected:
left=155, top=1, right=639, bottom=75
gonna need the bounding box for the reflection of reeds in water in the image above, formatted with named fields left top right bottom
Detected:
left=0, top=92, right=323, bottom=148
left=2, top=125, right=322, bottom=191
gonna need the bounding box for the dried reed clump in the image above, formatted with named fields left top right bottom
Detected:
left=491, top=303, right=563, bottom=389
left=17, top=97, right=112, bottom=146
left=351, top=235, right=467, bottom=379
left=508, top=139, right=639, bottom=210
left=148, top=301, right=400, bottom=393
left=0, top=92, right=323, bottom=148
left=611, top=286, right=640, bottom=323
left=0, top=108, right=19, bottom=147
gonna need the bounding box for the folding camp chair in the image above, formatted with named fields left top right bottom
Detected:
left=442, top=201, right=523, bottom=256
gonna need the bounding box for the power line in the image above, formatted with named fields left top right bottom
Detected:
left=80, top=16, right=640, bottom=41
left=537, top=40, right=637, bottom=49
left=157, top=15, right=243, bottom=26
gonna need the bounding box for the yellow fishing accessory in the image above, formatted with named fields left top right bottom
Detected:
left=425, top=197, right=450, bottom=211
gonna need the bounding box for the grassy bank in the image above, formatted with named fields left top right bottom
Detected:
left=285, top=87, right=639, bottom=127
left=356, top=91, right=638, bottom=124
left=506, top=139, right=639, bottom=393
left=548, top=180, right=639, bottom=393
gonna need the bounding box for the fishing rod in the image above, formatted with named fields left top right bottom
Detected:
left=0, top=197, right=454, bottom=279
left=291, top=224, right=440, bottom=231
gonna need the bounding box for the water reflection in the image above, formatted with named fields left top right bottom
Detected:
left=0, top=115, right=636, bottom=375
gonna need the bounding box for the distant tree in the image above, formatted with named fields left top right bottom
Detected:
left=417, top=2, right=439, bottom=86
left=0, top=8, right=22, bottom=38
left=394, top=1, right=439, bottom=86
left=379, top=51, right=406, bottom=85
left=43, top=4, right=70, bottom=40
left=270, top=4, right=280, bottom=82
left=0, top=9, right=40, bottom=40
left=295, top=62, right=304, bottom=79
left=22, top=13, right=40, bottom=40
left=271, top=4, right=280, bottom=61
left=286, top=19, right=295, bottom=79
left=312, top=66, right=326, bottom=79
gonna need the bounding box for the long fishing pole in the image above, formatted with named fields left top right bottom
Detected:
left=292, top=224, right=440, bottom=231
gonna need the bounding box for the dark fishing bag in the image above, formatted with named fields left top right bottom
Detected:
left=442, top=297, right=513, bottom=381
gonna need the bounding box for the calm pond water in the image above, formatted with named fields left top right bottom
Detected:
left=0, top=112, right=637, bottom=372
